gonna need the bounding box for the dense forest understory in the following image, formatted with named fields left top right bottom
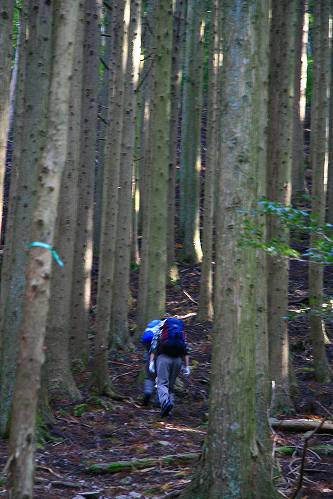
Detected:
left=0, top=260, right=333, bottom=498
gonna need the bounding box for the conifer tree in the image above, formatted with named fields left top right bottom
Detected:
left=182, top=1, right=277, bottom=496
left=0, top=0, right=54, bottom=436
left=308, top=0, right=331, bottom=382
left=0, top=0, right=14, bottom=236
left=137, top=0, right=173, bottom=325
left=267, top=0, right=297, bottom=413
left=7, top=0, right=79, bottom=494
left=179, top=0, right=204, bottom=264
left=70, top=0, right=101, bottom=366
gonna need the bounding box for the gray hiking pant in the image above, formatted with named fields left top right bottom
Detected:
left=156, top=354, right=183, bottom=408
left=143, top=352, right=155, bottom=396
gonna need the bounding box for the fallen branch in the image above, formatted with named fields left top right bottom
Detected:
left=86, top=453, right=199, bottom=474
left=291, top=416, right=327, bottom=499
left=270, top=417, right=333, bottom=433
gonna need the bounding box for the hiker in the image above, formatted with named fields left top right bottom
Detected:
left=148, top=317, right=191, bottom=417
left=141, top=319, right=162, bottom=405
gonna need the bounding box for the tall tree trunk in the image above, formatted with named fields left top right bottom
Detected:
left=70, top=0, right=100, bottom=367
left=253, top=1, right=277, bottom=495
left=0, top=0, right=54, bottom=436
left=267, top=0, right=297, bottom=414
left=292, top=0, right=308, bottom=205
left=0, top=0, right=14, bottom=237
left=167, top=0, right=186, bottom=281
left=198, top=1, right=219, bottom=322
left=326, top=2, right=333, bottom=224
left=7, top=1, right=79, bottom=495
left=136, top=0, right=154, bottom=330
left=111, top=0, right=142, bottom=349
left=137, top=0, right=173, bottom=325
left=91, top=0, right=129, bottom=393
left=182, top=1, right=276, bottom=496
left=94, top=3, right=112, bottom=257
left=308, top=0, right=332, bottom=383
left=179, top=0, right=203, bottom=264
left=45, top=6, right=85, bottom=401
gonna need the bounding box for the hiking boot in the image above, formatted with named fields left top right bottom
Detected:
left=142, top=393, right=151, bottom=406
left=160, top=400, right=173, bottom=418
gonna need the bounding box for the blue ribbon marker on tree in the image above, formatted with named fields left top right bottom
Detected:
left=28, top=242, right=64, bottom=268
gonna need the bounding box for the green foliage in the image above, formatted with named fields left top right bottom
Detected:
left=240, top=199, right=333, bottom=264
left=73, top=403, right=88, bottom=417
left=241, top=200, right=333, bottom=320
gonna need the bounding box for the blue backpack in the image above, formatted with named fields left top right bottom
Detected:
left=160, top=318, right=186, bottom=357
left=141, top=319, right=161, bottom=346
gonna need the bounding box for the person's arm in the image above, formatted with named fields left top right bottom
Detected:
left=184, top=354, right=190, bottom=368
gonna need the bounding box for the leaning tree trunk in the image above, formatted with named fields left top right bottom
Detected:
left=70, top=0, right=100, bottom=367
left=179, top=0, right=204, bottom=264
left=111, top=0, right=142, bottom=349
left=7, top=1, right=79, bottom=496
left=308, top=0, right=332, bottom=383
left=45, top=6, right=85, bottom=401
left=0, top=0, right=54, bottom=437
left=0, top=0, right=14, bottom=237
left=267, top=0, right=297, bottom=414
left=182, top=1, right=276, bottom=497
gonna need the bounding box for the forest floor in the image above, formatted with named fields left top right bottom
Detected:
left=1, top=262, right=333, bottom=498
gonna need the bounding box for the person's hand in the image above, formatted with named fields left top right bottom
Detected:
left=183, top=366, right=191, bottom=376
left=149, top=361, right=155, bottom=374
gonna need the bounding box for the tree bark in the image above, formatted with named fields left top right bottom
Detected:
left=0, top=0, right=54, bottom=436
left=45, top=5, right=85, bottom=401
left=91, top=0, right=129, bottom=393
left=291, top=0, right=308, bottom=205
left=198, top=0, right=220, bottom=322
left=111, top=0, right=142, bottom=349
left=267, top=0, right=297, bottom=414
left=179, top=0, right=203, bottom=264
left=308, top=0, right=332, bottom=383
left=137, top=0, right=173, bottom=325
left=0, top=0, right=14, bottom=237
left=7, top=1, right=79, bottom=496
left=182, top=1, right=276, bottom=497
left=70, top=0, right=101, bottom=366
left=167, top=0, right=186, bottom=281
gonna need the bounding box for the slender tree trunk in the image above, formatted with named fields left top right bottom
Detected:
left=267, top=0, right=297, bottom=414
left=179, top=0, right=203, bottom=264
left=137, top=0, right=173, bottom=325
left=94, top=4, right=112, bottom=257
left=182, top=1, right=276, bottom=496
left=45, top=6, right=85, bottom=401
left=111, top=0, right=142, bottom=349
left=91, top=0, right=129, bottom=393
left=0, top=0, right=14, bottom=237
left=198, top=0, right=219, bottom=322
left=0, top=0, right=54, bottom=436
left=167, top=0, right=186, bottom=281
left=7, top=2, right=79, bottom=496
left=327, top=5, right=333, bottom=224
left=253, top=1, right=278, bottom=495
left=292, top=0, right=308, bottom=205
left=308, top=0, right=332, bottom=383
left=136, top=0, right=154, bottom=330
left=70, top=0, right=101, bottom=366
